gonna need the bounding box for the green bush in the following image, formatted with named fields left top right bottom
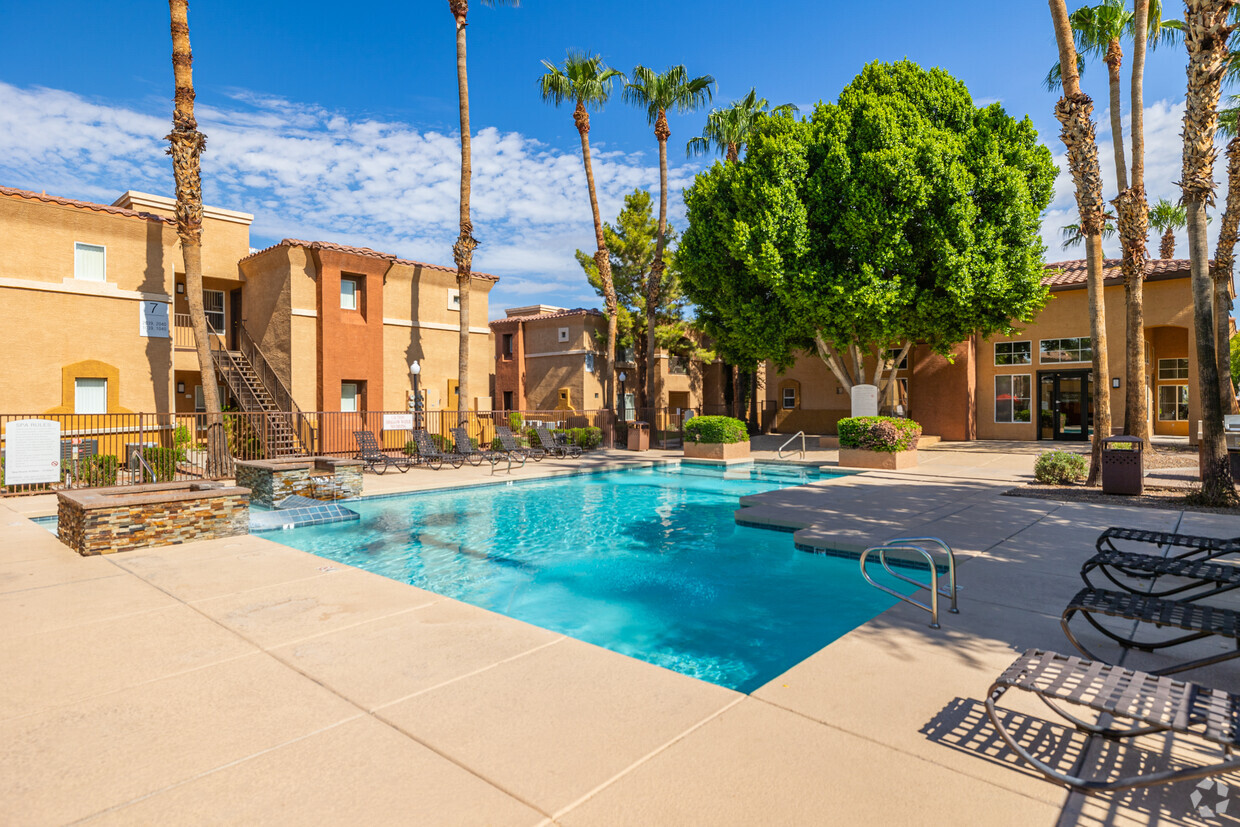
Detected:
left=403, top=439, right=417, bottom=457
left=508, top=411, right=524, bottom=432
left=837, top=417, right=922, bottom=453
left=138, top=446, right=182, bottom=482
left=684, top=416, right=748, bottom=445
left=1034, top=450, right=1087, bottom=485
left=174, top=425, right=192, bottom=451
left=75, top=454, right=119, bottom=486
left=568, top=427, right=603, bottom=449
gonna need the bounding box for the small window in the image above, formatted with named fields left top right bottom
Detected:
left=994, top=341, right=1032, bottom=366
left=783, top=387, right=797, bottom=409
left=74, top=243, right=106, bottom=282
left=194, top=383, right=222, bottom=413
left=669, top=356, right=689, bottom=375
left=1040, top=337, right=1092, bottom=364
left=502, top=333, right=514, bottom=358
left=203, top=289, right=225, bottom=334
left=341, top=382, right=359, bottom=413
left=1158, top=385, right=1190, bottom=421
left=341, top=278, right=359, bottom=310
left=1158, top=358, right=1189, bottom=380
left=995, top=375, right=1032, bottom=423
left=448, top=289, right=461, bottom=311
left=74, top=377, right=107, bottom=414
left=558, top=327, right=569, bottom=343
left=585, top=352, right=595, bottom=373
left=885, top=348, right=909, bottom=370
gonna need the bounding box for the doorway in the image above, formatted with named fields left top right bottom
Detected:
left=1038, top=370, right=1092, bottom=441
left=229, top=289, right=243, bottom=350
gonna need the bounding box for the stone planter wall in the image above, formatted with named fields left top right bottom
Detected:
left=57, top=482, right=250, bottom=556
left=234, top=457, right=364, bottom=506
left=838, top=448, right=918, bottom=470
left=683, top=441, right=751, bottom=461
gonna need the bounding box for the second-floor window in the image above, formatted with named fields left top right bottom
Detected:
left=994, top=341, right=1032, bottom=366
left=1040, top=337, right=1092, bottom=364
left=203, top=289, right=225, bottom=334
left=502, top=333, right=514, bottom=358
left=74, top=242, right=106, bottom=282
left=1158, top=358, right=1189, bottom=380
left=341, top=277, right=360, bottom=311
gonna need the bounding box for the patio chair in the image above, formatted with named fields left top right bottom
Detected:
left=535, top=426, right=581, bottom=459
left=1060, top=587, right=1240, bottom=675
left=495, top=425, right=544, bottom=462
left=411, top=430, right=464, bottom=470
left=352, top=430, right=411, bottom=475
left=1096, top=526, right=1240, bottom=563
left=450, top=426, right=504, bottom=467
left=986, top=649, right=1240, bottom=793
left=1081, top=547, right=1240, bottom=602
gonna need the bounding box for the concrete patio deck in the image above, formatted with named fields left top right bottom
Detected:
left=2, top=447, right=1238, bottom=825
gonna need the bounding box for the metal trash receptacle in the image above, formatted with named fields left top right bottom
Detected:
left=628, top=421, right=650, bottom=452
left=1101, top=436, right=1143, bottom=495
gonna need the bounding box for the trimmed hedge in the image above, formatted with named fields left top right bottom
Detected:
left=837, top=417, right=922, bottom=453
left=684, top=416, right=749, bottom=445
left=138, top=446, right=183, bottom=482
left=1034, top=450, right=1087, bottom=485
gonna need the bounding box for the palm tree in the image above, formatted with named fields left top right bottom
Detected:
left=623, top=65, right=714, bottom=411
left=1049, top=0, right=1113, bottom=485
left=1148, top=197, right=1187, bottom=257
left=1060, top=213, right=1117, bottom=250
left=448, top=0, right=518, bottom=419
left=1214, top=99, right=1240, bottom=412
left=167, top=0, right=226, bottom=476
left=1181, top=0, right=1238, bottom=506
left=538, top=53, right=625, bottom=413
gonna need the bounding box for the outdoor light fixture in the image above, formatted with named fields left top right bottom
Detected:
left=176, top=283, right=184, bottom=293
left=618, top=371, right=626, bottom=382
left=409, top=361, right=421, bottom=376
left=1112, top=378, right=1121, bottom=388
left=177, top=382, right=185, bottom=393
left=618, top=372, right=628, bottom=420
left=409, top=361, right=423, bottom=430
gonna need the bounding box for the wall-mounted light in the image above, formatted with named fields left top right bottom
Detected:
left=176, top=381, right=185, bottom=393
left=176, top=283, right=185, bottom=294
left=1112, top=378, right=1121, bottom=389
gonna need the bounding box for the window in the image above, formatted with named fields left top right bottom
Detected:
left=994, top=341, right=1032, bottom=366
left=203, top=289, right=225, bottom=334
left=502, top=333, right=514, bottom=358
left=194, top=383, right=222, bottom=413
left=885, top=348, right=909, bottom=370
left=1158, top=358, right=1190, bottom=380
left=74, top=377, right=107, bottom=414
left=783, top=387, right=797, bottom=409
left=669, top=356, right=689, bottom=375
left=1158, top=385, right=1190, bottom=421
left=340, top=277, right=359, bottom=310
left=448, top=289, right=460, bottom=311
left=995, top=375, right=1032, bottom=423
left=1040, top=337, right=1092, bottom=364
left=341, top=382, right=360, bottom=413
left=558, top=327, right=570, bottom=343
left=585, top=352, right=595, bottom=373
left=74, top=243, right=106, bottom=282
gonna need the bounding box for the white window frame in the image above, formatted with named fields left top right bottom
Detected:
left=194, top=383, right=222, bottom=413
left=994, top=341, right=1032, bottom=366
left=74, top=377, right=108, bottom=414
left=1158, top=358, right=1190, bottom=381
left=558, top=327, right=570, bottom=343
left=448, top=289, right=461, bottom=311
left=1157, top=384, right=1190, bottom=421
left=994, top=374, right=1032, bottom=424
left=584, top=352, right=595, bottom=373
left=341, top=382, right=360, bottom=413
left=1039, top=337, right=1092, bottom=364
left=203, top=289, right=225, bottom=334
left=782, top=387, right=797, bottom=409
left=73, top=242, right=106, bottom=282
left=340, top=277, right=359, bottom=311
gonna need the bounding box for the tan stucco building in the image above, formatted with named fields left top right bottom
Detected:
left=766, top=258, right=1208, bottom=443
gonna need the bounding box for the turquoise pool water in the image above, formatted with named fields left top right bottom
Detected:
left=263, top=463, right=907, bottom=693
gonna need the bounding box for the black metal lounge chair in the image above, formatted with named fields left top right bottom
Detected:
left=495, top=426, right=543, bottom=462
left=1096, top=527, right=1240, bottom=563
left=986, top=649, right=1240, bottom=793
left=535, top=426, right=581, bottom=459
left=411, top=430, right=464, bottom=470
left=1081, top=548, right=1240, bottom=602
left=1060, top=587, right=1240, bottom=675
left=450, top=426, right=505, bottom=467
left=352, top=430, right=411, bottom=475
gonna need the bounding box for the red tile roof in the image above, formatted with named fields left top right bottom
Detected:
left=1042, top=258, right=1192, bottom=289
left=0, top=185, right=173, bottom=224
left=242, top=238, right=499, bottom=281
left=489, top=308, right=604, bottom=327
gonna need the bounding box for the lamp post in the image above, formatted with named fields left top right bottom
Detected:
left=409, top=361, right=423, bottom=431
left=618, top=371, right=627, bottom=421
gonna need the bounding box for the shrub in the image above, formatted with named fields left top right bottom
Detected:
left=75, top=454, right=119, bottom=486
left=684, top=416, right=748, bottom=445
left=568, top=427, right=602, bottom=449
left=138, top=446, right=181, bottom=482
left=174, top=425, right=192, bottom=451
left=508, top=411, right=524, bottom=432
left=1034, top=450, right=1087, bottom=485
left=403, top=439, right=417, bottom=456
left=837, top=417, right=922, bottom=453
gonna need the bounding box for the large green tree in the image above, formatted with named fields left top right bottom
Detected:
left=680, top=61, right=1056, bottom=412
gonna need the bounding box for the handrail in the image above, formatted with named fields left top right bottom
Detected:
left=777, top=430, right=806, bottom=460
left=859, top=536, right=959, bottom=629
left=128, top=448, right=158, bottom=483
left=237, top=325, right=315, bottom=454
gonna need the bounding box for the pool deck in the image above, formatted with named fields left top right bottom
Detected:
left=2, top=443, right=1238, bottom=825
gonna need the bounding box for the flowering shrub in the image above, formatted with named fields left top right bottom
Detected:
left=837, top=417, right=922, bottom=453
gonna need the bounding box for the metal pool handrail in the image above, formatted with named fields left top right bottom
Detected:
left=859, top=536, right=959, bottom=629
left=777, top=431, right=806, bottom=460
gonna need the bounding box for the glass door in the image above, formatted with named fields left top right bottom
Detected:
left=1037, top=370, right=1093, bottom=441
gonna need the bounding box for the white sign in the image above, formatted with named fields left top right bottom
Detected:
left=383, top=413, right=414, bottom=431
left=851, top=384, right=880, bottom=418
left=139, top=301, right=170, bottom=338
left=4, top=419, right=61, bottom=485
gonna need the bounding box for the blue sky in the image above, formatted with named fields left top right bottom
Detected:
left=0, top=2, right=1211, bottom=317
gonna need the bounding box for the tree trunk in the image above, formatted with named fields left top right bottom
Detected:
left=1084, top=233, right=1113, bottom=484
left=451, top=5, right=475, bottom=420
left=748, top=369, right=759, bottom=432
left=1161, top=228, right=1176, bottom=259
left=168, top=0, right=226, bottom=477
left=1105, top=40, right=1129, bottom=194
left=648, top=110, right=671, bottom=411
left=1214, top=136, right=1240, bottom=414
left=575, top=101, right=617, bottom=413
left=1182, top=0, right=1239, bottom=506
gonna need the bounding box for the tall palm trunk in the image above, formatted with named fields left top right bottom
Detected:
left=1160, top=227, right=1176, bottom=258
left=1214, top=135, right=1240, bottom=414
left=450, top=2, right=475, bottom=419
left=575, top=100, right=618, bottom=412
left=1050, top=0, right=1113, bottom=484
left=647, top=110, right=671, bottom=410
left=1104, top=39, right=1129, bottom=193
left=168, top=0, right=225, bottom=477
left=1183, top=0, right=1239, bottom=505
left=1116, top=3, right=1150, bottom=446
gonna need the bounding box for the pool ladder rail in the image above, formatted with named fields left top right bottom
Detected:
left=859, top=537, right=959, bottom=629
left=777, top=431, right=806, bottom=460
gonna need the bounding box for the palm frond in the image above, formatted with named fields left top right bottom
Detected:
left=539, top=52, right=623, bottom=110
left=1044, top=56, right=1086, bottom=94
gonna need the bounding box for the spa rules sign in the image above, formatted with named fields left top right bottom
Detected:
left=4, top=419, right=61, bottom=485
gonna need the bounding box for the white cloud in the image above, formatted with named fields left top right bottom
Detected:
left=0, top=81, right=704, bottom=318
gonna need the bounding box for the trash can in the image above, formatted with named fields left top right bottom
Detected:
left=1101, top=436, right=1143, bottom=495
left=628, top=421, right=650, bottom=452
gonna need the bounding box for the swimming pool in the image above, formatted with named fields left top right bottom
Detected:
left=263, top=462, right=907, bottom=692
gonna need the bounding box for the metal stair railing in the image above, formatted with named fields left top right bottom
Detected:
left=859, top=537, right=959, bottom=629
left=777, top=431, right=806, bottom=460
left=237, top=325, right=314, bottom=454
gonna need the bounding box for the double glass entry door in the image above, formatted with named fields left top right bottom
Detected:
left=1038, top=370, right=1093, bottom=441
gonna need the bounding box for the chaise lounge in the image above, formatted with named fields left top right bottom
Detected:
left=535, top=426, right=582, bottom=459
left=411, top=430, right=464, bottom=470
left=496, top=425, right=544, bottom=462
left=352, top=430, right=412, bottom=475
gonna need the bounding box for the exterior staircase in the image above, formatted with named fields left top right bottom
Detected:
left=209, top=329, right=313, bottom=458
